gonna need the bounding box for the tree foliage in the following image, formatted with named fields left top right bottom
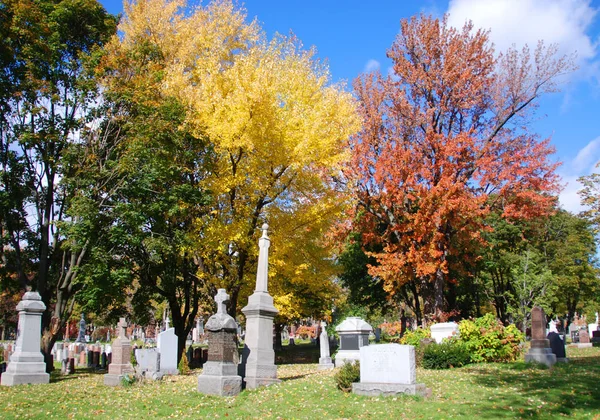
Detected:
left=0, top=0, right=117, bottom=365
left=345, top=14, right=571, bottom=318
left=94, top=0, right=358, bottom=361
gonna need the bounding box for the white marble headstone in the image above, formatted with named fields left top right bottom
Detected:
left=430, top=322, right=459, bottom=344
left=360, top=343, right=416, bottom=384
left=157, top=328, right=178, bottom=374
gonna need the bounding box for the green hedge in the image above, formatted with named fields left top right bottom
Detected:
left=422, top=340, right=471, bottom=369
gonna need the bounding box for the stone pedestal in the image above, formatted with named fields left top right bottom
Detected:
left=241, top=224, right=280, bottom=389
left=1, top=292, right=49, bottom=386
left=525, top=307, right=556, bottom=368
left=197, top=289, right=242, bottom=396
left=104, top=318, right=134, bottom=386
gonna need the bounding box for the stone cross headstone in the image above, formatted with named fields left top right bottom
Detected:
left=76, top=314, right=87, bottom=343
left=318, top=321, right=334, bottom=370
left=353, top=344, right=428, bottom=397
left=241, top=224, right=280, bottom=389
left=104, top=317, right=134, bottom=386
left=1, top=292, right=49, bottom=386
left=197, top=288, right=242, bottom=396
left=525, top=307, right=556, bottom=367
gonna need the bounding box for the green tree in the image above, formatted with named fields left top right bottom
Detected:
left=0, top=0, right=117, bottom=367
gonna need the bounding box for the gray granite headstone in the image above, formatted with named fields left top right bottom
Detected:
left=197, top=289, right=242, bottom=396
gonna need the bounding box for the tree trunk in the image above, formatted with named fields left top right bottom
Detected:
left=434, top=268, right=445, bottom=318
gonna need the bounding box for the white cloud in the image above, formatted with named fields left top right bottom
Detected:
left=557, top=136, right=600, bottom=213
left=447, top=0, right=598, bottom=67
left=364, top=59, right=380, bottom=73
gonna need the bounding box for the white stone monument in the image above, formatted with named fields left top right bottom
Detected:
left=430, top=322, right=459, bottom=343
left=157, top=328, right=179, bottom=375
left=241, top=223, right=280, bottom=389
left=335, top=317, right=372, bottom=367
left=352, top=344, right=429, bottom=397
left=318, top=321, right=334, bottom=370
left=1, top=291, right=49, bottom=386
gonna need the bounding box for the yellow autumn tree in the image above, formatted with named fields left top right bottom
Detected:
left=103, top=0, right=359, bottom=319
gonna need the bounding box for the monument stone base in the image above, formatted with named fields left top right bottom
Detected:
left=524, top=347, right=557, bottom=367
left=244, top=376, right=281, bottom=389
left=334, top=350, right=360, bottom=367
left=197, top=374, right=242, bottom=396
left=1, top=367, right=49, bottom=386
left=352, top=382, right=429, bottom=397
left=104, top=373, right=132, bottom=386
left=318, top=356, right=334, bottom=370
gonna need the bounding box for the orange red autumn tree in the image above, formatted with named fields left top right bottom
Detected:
left=346, top=15, right=571, bottom=318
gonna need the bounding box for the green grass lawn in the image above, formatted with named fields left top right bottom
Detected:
left=1, top=345, right=599, bottom=419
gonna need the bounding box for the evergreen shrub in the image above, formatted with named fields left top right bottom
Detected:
left=334, top=361, right=360, bottom=392
left=422, top=340, right=471, bottom=369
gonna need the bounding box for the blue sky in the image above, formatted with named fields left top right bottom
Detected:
left=100, top=0, right=600, bottom=213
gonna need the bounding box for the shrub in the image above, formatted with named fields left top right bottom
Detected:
left=295, top=325, right=316, bottom=339
left=178, top=352, right=190, bottom=375
left=334, top=361, right=360, bottom=392
left=121, top=373, right=137, bottom=387
left=458, top=314, right=524, bottom=363
left=422, top=340, right=471, bottom=369
left=0, top=345, right=4, bottom=364
left=399, top=327, right=431, bottom=347
left=379, top=321, right=404, bottom=343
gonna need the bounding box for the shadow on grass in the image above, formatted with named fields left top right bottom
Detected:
left=49, top=367, right=108, bottom=383
left=279, top=372, right=313, bottom=382
left=275, top=343, right=320, bottom=365
left=467, top=355, right=600, bottom=418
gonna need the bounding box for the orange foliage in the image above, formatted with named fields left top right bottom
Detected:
left=346, top=15, right=571, bottom=314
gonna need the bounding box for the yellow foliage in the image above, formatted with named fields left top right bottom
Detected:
left=102, top=0, right=360, bottom=317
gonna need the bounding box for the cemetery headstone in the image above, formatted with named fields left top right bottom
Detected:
left=135, top=348, right=162, bottom=380
left=430, top=322, right=459, bottom=343
left=76, top=314, right=87, bottom=343
left=1, top=292, right=49, bottom=386
left=352, top=344, right=429, bottom=397
left=579, top=330, right=591, bottom=344
left=240, top=224, right=280, bottom=389
left=547, top=332, right=567, bottom=362
left=104, top=318, right=135, bottom=386
left=318, top=321, right=334, bottom=370
left=335, top=317, right=372, bottom=367
left=197, top=289, right=242, bottom=396
left=157, top=328, right=179, bottom=375
left=524, top=307, right=556, bottom=367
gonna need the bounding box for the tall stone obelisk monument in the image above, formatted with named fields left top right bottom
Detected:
left=241, top=223, right=280, bottom=389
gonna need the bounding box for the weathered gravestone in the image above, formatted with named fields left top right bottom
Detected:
left=197, top=289, right=242, bottom=396
left=318, top=321, right=334, bottom=370
left=157, top=328, right=179, bottom=375
left=430, top=322, right=459, bottom=343
left=352, top=344, right=429, bottom=397
left=241, top=224, right=280, bottom=389
left=1, top=292, right=49, bottom=386
left=335, top=317, right=372, bottom=367
left=524, top=307, right=556, bottom=367
left=135, top=348, right=162, bottom=380
left=104, top=318, right=135, bottom=386
left=547, top=332, right=567, bottom=362
left=579, top=330, right=591, bottom=347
